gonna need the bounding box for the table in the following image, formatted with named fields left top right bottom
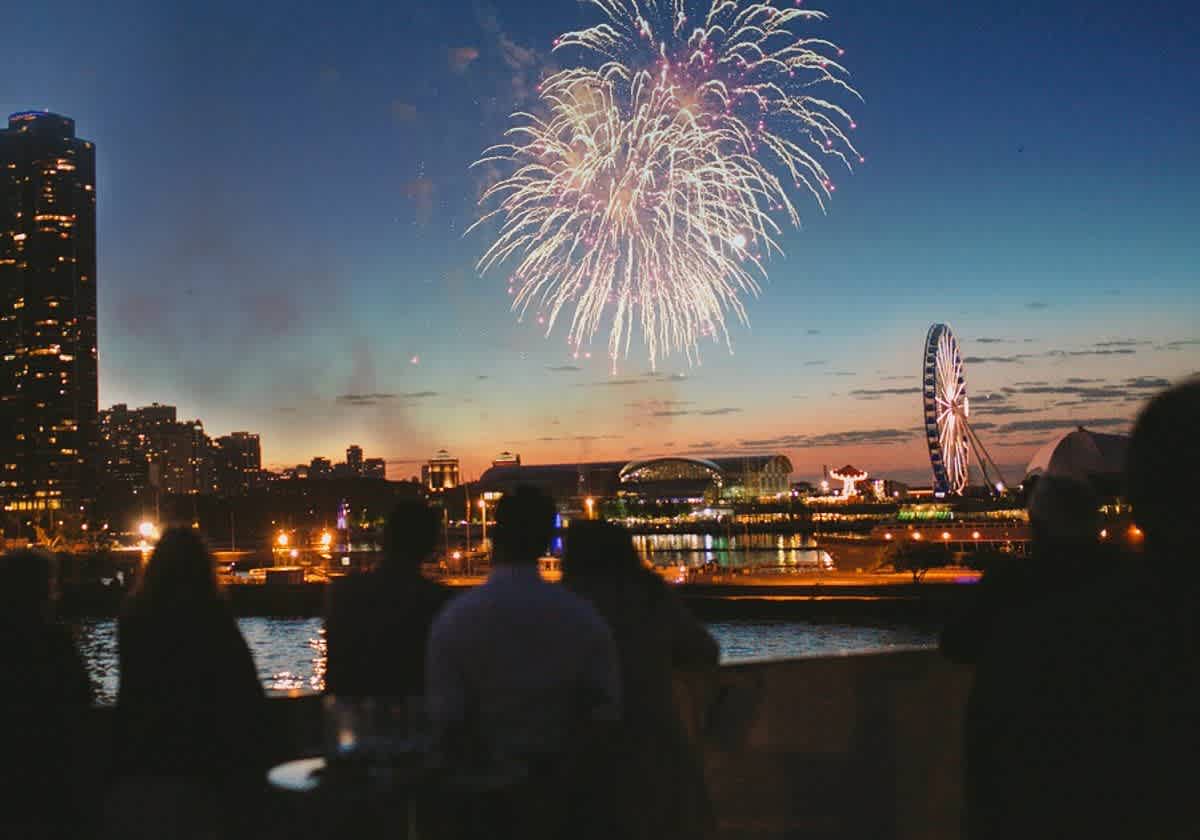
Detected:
left=267, top=754, right=532, bottom=839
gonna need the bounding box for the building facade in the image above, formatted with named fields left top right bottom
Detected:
left=98, top=402, right=218, bottom=497
left=422, top=450, right=460, bottom=493
left=1, top=112, right=98, bottom=518
left=214, top=432, right=262, bottom=496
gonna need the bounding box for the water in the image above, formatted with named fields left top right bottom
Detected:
left=73, top=617, right=934, bottom=705
left=634, top=532, right=834, bottom=570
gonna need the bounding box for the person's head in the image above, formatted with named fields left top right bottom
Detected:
left=380, top=498, right=440, bottom=572
left=1028, top=475, right=1102, bottom=551
left=0, top=549, right=55, bottom=621
left=491, top=485, right=556, bottom=565
left=1127, top=379, right=1200, bottom=555
left=563, top=520, right=642, bottom=582
left=131, top=527, right=219, bottom=611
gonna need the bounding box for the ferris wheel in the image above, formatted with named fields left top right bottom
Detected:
left=922, top=324, right=1006, bottom=496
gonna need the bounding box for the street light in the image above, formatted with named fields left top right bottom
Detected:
left=478, top=497, right=488, bottom=544
left=138, top=521, right=159, bottom=541
left=276, top=531, right=289, bottom=548
left=585, top=497, right=595, bottom=520
left=319, top=531, right=333, bottom=548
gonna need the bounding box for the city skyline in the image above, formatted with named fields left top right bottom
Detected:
left=3, top=0, right=1198, bottom=484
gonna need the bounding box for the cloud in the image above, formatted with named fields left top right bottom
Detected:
left=317, top=65, right=340, bottom=88
left=975, top=337, right=1011, bottom=344
left=1124, top=376, right=1170, bottom=390
left=994, top=416, right=1130, bottom=435
left=803, top=359, right=828, bottom=366
left=448, top=46, right=480, bottom=73
left=337, top=392, right=397, bottom=406
left=535, top=434, right=623, bottom=442
left=402, top=177, right=435, bottom=223
left=974, top=404, right=1041, bottom=416
left=1046, top=348, right=1136, bottom=358
left=1065, top=377, right=1104, bottom=384
left=400, top=391, right=439, bottom=399
left=964, top=354, right=1035, bottom=365
left=1007, top=384, right=1126, bottom=400
left=825, top=371, right=855, bottom=377
left=1094, top=339, right=1149, bottom=348
left=739, top=428, right=917, bottom=449
left=1164, top=339, right=1200, bottom=350
left=849, top=387, right=922, bottom=399
left=649, top=406, right=742, bottom=418
left=476, top=374, right=489, bottom=381
left=1026, top=301, right=1050, bottom=310
left=805, top=329, right=821, bottom=336
left=390, top=100, right=418, bottom=123
left=546, top=364, right=582, bottom=372
left=582, top=371, right=686, bottom=387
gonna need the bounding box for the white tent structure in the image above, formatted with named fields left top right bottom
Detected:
left=1025, top=427, right=1129, bottom=483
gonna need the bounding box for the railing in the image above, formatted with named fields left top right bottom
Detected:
left=74, top=649, right=970, bottom=839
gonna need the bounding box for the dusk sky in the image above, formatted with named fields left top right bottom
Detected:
left=4, top=0, right=1198, bottom=483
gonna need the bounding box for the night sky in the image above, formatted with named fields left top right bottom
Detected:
left=4, top=0, right=1198, bottom=483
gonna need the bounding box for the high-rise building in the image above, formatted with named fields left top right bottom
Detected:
left=309, top=457, right=332, bottom=479
left=98, top=403, right=149, bottom=494
left=422, top=449, right=460, bottom=493
left=97, top=402, right=218, bottom=496
left=363, top=457, right=386, bottom=480
left=1, top=112, right=98, bottom=518
left=346, top=444, right=363, bottom=476
left=215, top=432, right=262, bottom=496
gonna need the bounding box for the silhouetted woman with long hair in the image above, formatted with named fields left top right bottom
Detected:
left=111, top=528, right=266, bottom=838
left=564, top=520, right=719, bottom=840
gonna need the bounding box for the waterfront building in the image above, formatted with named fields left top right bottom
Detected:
left=363, top=457, right=386, bottom=479
left=422, top=449, right=460, bottom=493
left=0, top=112, right=98, bottom=518
left=309, top=456, right=332, bottom=479
left=477, top=454, right=793, bottom=505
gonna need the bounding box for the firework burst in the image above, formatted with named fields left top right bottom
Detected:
left=472, top=1, right=860, bottom=366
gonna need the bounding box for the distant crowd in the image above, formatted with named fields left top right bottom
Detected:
left=2, top=378, right=1199, bottom=839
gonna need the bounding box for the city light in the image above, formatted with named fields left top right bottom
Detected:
left=884, top=532, right=893, bottom=541
left=319, top=531, right=333, bottom=547
left=912, top=531, right=923, bottom=541
left=972, top=531, right=981, bottom=540
left=1100, top=528, right=1108, bottom=539
left=941, top=531, right=951, bottom=540
left=138, top=521, right=159, bottom=540
left=276, top=532, right=289, bottom=547
left=585, top=497, right=595, bottom=520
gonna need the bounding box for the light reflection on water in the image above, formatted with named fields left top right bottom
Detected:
left=633, top=532, right=833, bottom=570
left=73, top=617, right=934, bottom=705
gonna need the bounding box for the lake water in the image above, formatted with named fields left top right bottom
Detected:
left=634, top=532, right=835, bottom=570
left=73, top=617, right=935, bottom=705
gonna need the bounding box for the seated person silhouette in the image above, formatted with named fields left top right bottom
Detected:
left=325, top=498, right=451, bottom=699
left=0, top=549, right=92, bottom=840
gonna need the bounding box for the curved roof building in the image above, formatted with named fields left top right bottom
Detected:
left=1025, top=427, right=1129, bottom=486
left=478, top=454, right=793, bottom=502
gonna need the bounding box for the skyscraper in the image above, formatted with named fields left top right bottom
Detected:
left=0, top=112, right=98, bottom=520
left=215, top=432, right=262, bottom=496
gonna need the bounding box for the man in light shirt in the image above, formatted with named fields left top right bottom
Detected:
left=426, top=485, right=621, bottom=761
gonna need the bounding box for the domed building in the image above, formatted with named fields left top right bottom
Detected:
left=1024, top=426, right=1129, bottom=495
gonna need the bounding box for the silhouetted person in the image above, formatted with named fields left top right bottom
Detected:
left=967, top=381, right=1200, bottom=840
left=0, top=550, right=92, bottom=840
left=110, top=528, right=267, bottom=839
left=941, top=475, right=1106, bottom=664
left=564, top=520, right=718, bottom=840
left=325, top=499, right=451, bottom=699
left=426, top=486, right=620, bottom=838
